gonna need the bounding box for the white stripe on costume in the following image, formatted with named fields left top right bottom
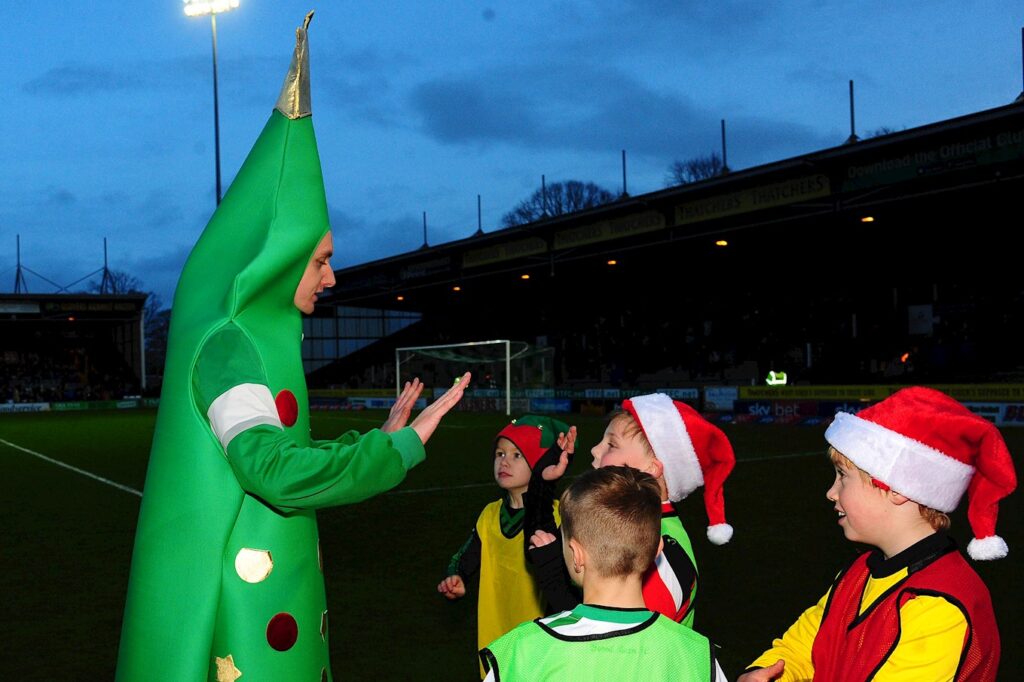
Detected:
left=207, top=383, right=283, bottom=449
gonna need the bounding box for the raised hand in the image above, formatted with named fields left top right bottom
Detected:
left=541, top=425, right=577, bottom=481
left=410, top=372, right=471, bottom=445
left=381, top=378, right=424, bottom=433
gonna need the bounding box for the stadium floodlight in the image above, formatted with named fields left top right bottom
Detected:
left=184, top=0, right=240, bottom=205
left=396, top=340, right=555, bottom=416
left=183, top=0, right=239, bottom=16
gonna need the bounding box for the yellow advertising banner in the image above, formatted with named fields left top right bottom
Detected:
left=553, top=210, right=665, bottom=250
left=740, top=386, right=888, bottom=400
left=739, top=384, right=1024, bottom=402
left=462, top=237, right=548, bottom=268
left=675, top=174, right=830, bottom=225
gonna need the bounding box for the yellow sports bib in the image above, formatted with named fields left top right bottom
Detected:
left=475, top=499, right=559, bottom=677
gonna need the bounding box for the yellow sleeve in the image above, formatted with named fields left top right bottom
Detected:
left=748, top=590, right=828, bottom=681
left=871, top=595, right=967, bottom=680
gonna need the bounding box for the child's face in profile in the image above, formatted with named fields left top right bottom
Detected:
left=494, top=437, right=531, bottom=492
left=591, top=419, right=652, bottom=471
left=826, top=458, right=888, bottom=547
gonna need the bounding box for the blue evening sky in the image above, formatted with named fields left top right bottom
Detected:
left=1, top=2, right=1021, bottom=305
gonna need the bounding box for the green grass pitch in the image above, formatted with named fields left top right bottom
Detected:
left=1, top=408, right=1021, bottom=679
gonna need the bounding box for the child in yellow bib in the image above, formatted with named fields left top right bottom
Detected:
left=438, top=415, right=575, bottom=677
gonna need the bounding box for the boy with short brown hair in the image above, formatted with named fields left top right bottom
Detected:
left=482, top=466, right=727, bottom=681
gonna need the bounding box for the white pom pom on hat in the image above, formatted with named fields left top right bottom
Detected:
left=623, top=394, right=736, bottom=545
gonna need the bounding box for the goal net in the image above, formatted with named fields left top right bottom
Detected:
left=395, top=340, right=554, bottom=415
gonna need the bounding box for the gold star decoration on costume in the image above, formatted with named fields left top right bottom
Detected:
left=215, top=654, right=242, bottom=681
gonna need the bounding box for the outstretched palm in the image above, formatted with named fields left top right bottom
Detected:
left=381, top=378, right=424, bottom=433
left=410, top=373, right=472, bottom=444
left=542, top=425, right=577, bottom=481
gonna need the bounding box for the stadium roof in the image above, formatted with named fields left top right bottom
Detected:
left=0, top=293, right=146, bottom=321
left=322, top=99, right=1024, bottom=312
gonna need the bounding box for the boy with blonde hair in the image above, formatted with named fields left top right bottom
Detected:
left=482, top=466, right=727, bottom=681
left=741, top=387, right=1017, bottom=681
left=529, top=393, right=735, bottom=627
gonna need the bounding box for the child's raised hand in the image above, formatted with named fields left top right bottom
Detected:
left=529, top=530, right=558, bottom=549
left=541, top=426, right=577, bottom=481
left=737, top=660, right=785, bottom=682
left=437, top=574, right=466, bottom=600
left=381, top=378, right=424, bottom=433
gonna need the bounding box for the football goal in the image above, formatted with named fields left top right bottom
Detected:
left=395, top=339, right=554, bottom=415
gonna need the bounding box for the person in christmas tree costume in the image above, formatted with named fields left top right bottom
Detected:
left=115, top=14, right=470, bottom=681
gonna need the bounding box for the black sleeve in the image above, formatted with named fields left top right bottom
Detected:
left=447, top=528, right=481, bottom=580
left=522, top=443, right=573, bottom=543
left=527, top=534, right=582, bottom=613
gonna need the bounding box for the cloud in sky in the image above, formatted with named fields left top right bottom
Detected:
left=5, top=0, right=1020, bottom=307
left=330, top=207, right=438, bottom=266
left=410, top=62, right=832, bottom=165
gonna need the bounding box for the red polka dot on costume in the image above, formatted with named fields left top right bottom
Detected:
left=275, top=390, right=298, bottom=427
left=266, top=613, right=298, bottom=651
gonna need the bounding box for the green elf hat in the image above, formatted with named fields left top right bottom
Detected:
left=496, top=415, right=571, bottom=469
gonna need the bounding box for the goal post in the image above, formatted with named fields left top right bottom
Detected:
left=395, top=339, right=511, bottom=415
left=395, top=339, right=554, bottom=415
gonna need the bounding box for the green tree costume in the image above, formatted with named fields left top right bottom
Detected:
left=116, top=15, right=424, bottom=681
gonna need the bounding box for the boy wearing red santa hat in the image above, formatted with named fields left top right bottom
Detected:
left=741, top=386, right=1017, bottom=682
left=529, top=393, right=735, bottom=628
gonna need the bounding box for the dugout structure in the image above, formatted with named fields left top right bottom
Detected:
left=0, top=293, right=147, bottom=402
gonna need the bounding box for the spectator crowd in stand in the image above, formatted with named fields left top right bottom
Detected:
left=1, top=346, right=139, bottom=404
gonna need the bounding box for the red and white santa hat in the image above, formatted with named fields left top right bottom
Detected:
left=825, top=386, right=1018, bottom=560
left=622, top=393, right=736, bottom=545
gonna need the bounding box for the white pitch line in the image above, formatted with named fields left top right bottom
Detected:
left=0, top=438, right=142, bottom=497
left=0, top=433, right=821, bottom=501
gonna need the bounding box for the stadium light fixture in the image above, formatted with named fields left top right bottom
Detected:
left=183, top=0, right=239, bottom=16
left=520, top=274, right=530, bottom=280
left=396, top=295, right=405, bottom=301
left=715, top=239, right=728, bottom=247
left=607, top=259, right=618, bottom=266
left=861, top=216, right=875, bottom=223
left=184, top=0, right=240, bottom=206
left=452, top=286, right=461, bottom=292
